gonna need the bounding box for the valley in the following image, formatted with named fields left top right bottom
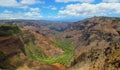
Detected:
left=0, top=16, right=120, bottom=70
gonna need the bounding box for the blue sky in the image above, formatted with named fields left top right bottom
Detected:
left=0, top=0, right=120, bottom=21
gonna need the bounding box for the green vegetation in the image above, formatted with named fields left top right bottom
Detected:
left=0, top=24, right=20, bottom=36
left=112, top=49, right=120, bottom=57
left=0, top=51, right=4, bottom=59
left=24, top=39, right=74, bottom=66
left=0, top=52, right=10, bottom=69
left=24, top=41, right=46, bottom=59
left=111, top=43, right=120, bottom=56
left=106, top=42, right=120, bottom=58
left=37, top=39, right=74, bottom=65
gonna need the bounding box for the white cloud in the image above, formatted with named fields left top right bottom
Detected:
left=30, top=8, right=40, bottom=12
left=0, top=0, right=44, bottom=8
left=51, top=7, right=57, bottom=10
left=0, top=0, right=21, bottom=7
left=55, top=0, right=94, bottom=3
left=25, top=8, right=42, bottom=18
left=47, top=15, right=66, bottom=19
left=43, top=5, right=57, bottom=10
left=58, top=3, right=120, bottom=17
left=0, top=8, right=43, bottom=19
left=102, top=0, right=120, bottom=3
left=20, top=0, right=44, bottom=5
left=0, top=0, right=44, bottom=19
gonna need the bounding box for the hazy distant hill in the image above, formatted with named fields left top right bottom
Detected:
left=0, top=20, right=71, bottom=32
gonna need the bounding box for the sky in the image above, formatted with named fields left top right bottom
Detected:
left=0, top=0, right=120, bottom=21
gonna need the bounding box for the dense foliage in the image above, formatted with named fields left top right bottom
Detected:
left=0, top=24, right=20, bottom=36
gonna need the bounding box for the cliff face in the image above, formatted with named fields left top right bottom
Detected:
left=65, top=17, right=120, bottom=70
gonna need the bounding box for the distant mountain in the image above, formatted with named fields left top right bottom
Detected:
left=0, top=20, right=72, bottom=39
left=0, top=20, right=71, bottom=32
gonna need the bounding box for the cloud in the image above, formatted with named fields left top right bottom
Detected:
left=55, top=0, right=94, bottom=3
left=102, top=0, right=120, bottom=3
left=51, top=7, right=57, bottom=10
left=0, top=0, right=44, bottom=8
left=0, top=8, right=43, bottom=19
left=47, top=15, right=65, bottom=19
left=58, top=3, right=120, bottom=17
left=25, top=8, right=42, bottom=18
left=20, top=0, right=45, bottom=5
left=43, top=5, right=57, bottom=10
left=0, top=0, right=22, bottom=7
